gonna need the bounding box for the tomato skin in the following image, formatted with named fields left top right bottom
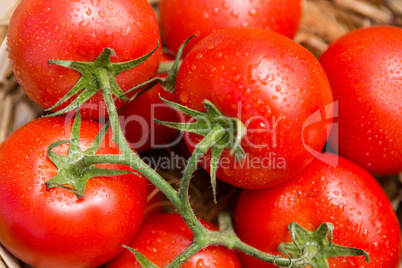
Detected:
left=119, top=54, right=179, bottom=152
left=234, top=154, right=402, bottom=268
left=0, top=117, right=148, bottom=268
left=175, top=26, right=333, bottom=189
left=104, top=214, right=242, bottom=268
left=159, top=0, right=301, bottom=56
left=320, top=26, right=402, bottom=175
left=7, top=0, right=162, bottom=119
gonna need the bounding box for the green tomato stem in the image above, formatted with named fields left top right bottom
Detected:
left=95, top=66, right=313, bottom=267
left=96, top=68, right=181, bottom=206
left=91, top=59, right=369, bottom=268
left=165, top=242, right=205, bottom=268
left=177, top=125, right=226, bottom=235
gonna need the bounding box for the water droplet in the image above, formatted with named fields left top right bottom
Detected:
left=275, top=85, right=281, bottom=92
left=91, top=0, right=101, bottom=7
left=230, top=10, right=239, bottom=19
left=196, top=259, right=209, bottom=267
left=249, top=8, right=259, bottom=17
left=202, top=10, right=209, bottom=19
left=78, top=19, right=91, bottom=29
left=145, top=245, right=157, bottom=253
left=248, top=56, right=276, bottom=85
left=86, top=8, right=92, bottom=15
left=222, top=1, right=230, bottom=9
left=180, top=91, right=190, bottom=103
left=98, top=11, right=105, bottom=19
left=223, top=168, right=233, bottom=177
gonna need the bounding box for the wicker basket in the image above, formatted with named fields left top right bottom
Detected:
left=0, top=0, right=401, bottom=267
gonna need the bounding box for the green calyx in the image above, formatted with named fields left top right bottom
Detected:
left=156, top=97, right=246, bottom=203
left=122, top=246, right=160, bottom=268
left=278, top=222, right=370, bottom=268
left=46, top=43, right=159, bottom=116
left=45, top=109, right=136, bottom=199
left=46, top=35, right=196, bottom=118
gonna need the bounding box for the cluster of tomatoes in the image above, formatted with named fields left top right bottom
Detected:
left=0, top=0, right=401, bottom=267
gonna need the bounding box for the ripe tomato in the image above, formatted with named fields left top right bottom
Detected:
left=174, top=26, right=333, bottom=189
left=234, top=154, right=401, bottom=268
left=320, top=26, right=402, bottom=175
left=7, top=0, right=162, bottom=119
left=0, top=117, right=148, bottom=268
left=104, top=213, right=241, bottom=268
left=119, top=54, right=179, bottom=152
left=159, top=0, right=301, bottom=56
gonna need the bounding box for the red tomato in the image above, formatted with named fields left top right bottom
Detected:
left=159, top=0, right=301, bottom=56
left=7, top=0, right=162, bottom=119
left=174, top=26, right=333, bottom=189
left=119, top=54, right=179, bottom=152
left=234, top=154, right=402, bottom=268
left=0, top=117, right=148, bottom=268
left=320, top=26, right=402, bottom=175
left=104, top=213, right=241, bottom=268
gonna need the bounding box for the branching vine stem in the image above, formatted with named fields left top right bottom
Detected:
left=97, top=67, right=181, bottom=206
left=94, top=66, right=312, bottom=267
left=43, top=42, right=370, bottom=267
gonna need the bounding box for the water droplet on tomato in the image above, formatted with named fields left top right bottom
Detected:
left=196, top=259, right=209, bottom=268
left=202, top=10, right=209, bottom=19
left=91, top=0, right=101, bottom=7
left=86, top=8, right=92, bottom=15
left=179, top=91, right=190, bottom=103
left=249, top=8, right=258, bottom=17
left=233, top=74, right=241, bottom=83
left=248, top=57, right=276, bottom=85
left=98, top=11, right=105, bottom=19
left=230, top=10, right=239, bottom=19
left=223, top=168, right=233, bottom=177
left=78, top=19, right=91, bottom=30
left=145, top=245, right=157, bottom=253
left=221, top=1, right=230, bottom=9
